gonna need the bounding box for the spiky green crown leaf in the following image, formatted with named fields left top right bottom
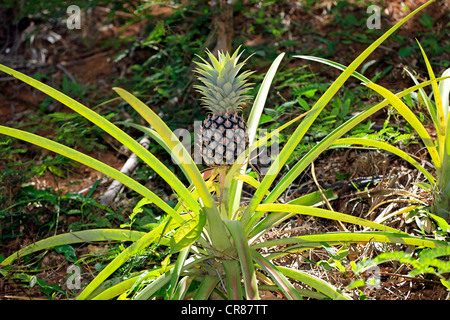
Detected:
left=194, top=46, right=254, bottom=114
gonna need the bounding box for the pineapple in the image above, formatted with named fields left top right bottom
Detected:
left=194, top=47, right=253, bottom=166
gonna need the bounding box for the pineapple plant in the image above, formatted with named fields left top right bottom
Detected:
left=195, top=47, right=254, bottom=166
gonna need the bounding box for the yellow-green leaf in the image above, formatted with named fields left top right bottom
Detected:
left=170, top=210, right=206, bottom=254
left=366, top=82, right=441, bottom=169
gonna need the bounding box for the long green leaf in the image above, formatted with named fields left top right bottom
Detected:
left=90, top=270, right=161, bottom=300
left=192, top=275, right=220, bottom=300
left=253, top=204, right=401, bottom=233
left=249, top=189, right=337, bottom=241
left=171, top=276, right=195, bottom=300
left=223, top=260, right=243, bottom=300
left=295, top=55, right=370, bottom=83
left=0, top=126, right=183, bottom=223
left=288, top=188, right=338, bottom=206
left=247, top=53, right=286, bottom=148
left=403, top=68, right=439, bottom=134
left=366, top=82, right=441, bottom=168
left=134, top=269, right=174, bottom=300
left=1, top=229, right=145, bottom=267
left=169, top=246, right=191, bottom=299
left=240, top=0, right=436, bottom=230
left=416, top=41, right=446, bottom=149
left=92, top=273, right=145, bottom=300
left=252, top=231, right=449, bottom=250
left=332, top=138, right=436, bottom=184
left=227, top=53, right=285, bottom=218
left=415, top=43, right=449, bottom=208
left=276, top=265, right=352, bottom=300
left=440, top=68, right=450, bottom=121
left=439, top=69, right=450, bottom=203
left=234, top=173, right=262, bottom=190
left=224, top=220, right=259, bottom=300
left=258, top=284, right=328, bottom=300
left=250, top=249, right=303, bottom=300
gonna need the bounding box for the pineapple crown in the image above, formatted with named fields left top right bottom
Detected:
left=194, top=46, right=254, bottom=114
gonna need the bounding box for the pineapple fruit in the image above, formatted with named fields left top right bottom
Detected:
left=195, top=47, right=253, bottom=166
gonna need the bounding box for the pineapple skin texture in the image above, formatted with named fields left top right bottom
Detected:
left=200, top=112, right=249, bottom=166
left=195, top=47, right=253, bottom=167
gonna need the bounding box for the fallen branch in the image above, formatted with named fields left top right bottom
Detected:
left=98, top=137, right=150, bottom=207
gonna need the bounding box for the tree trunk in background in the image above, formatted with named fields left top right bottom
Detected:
left=211, top=0, right=234, bottom=55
